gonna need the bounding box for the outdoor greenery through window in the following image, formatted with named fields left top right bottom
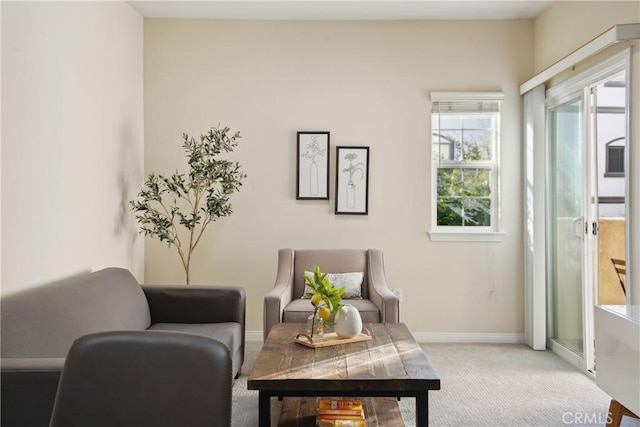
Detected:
left=431, top=92, right=503, bottom=231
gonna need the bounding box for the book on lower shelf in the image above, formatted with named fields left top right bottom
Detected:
left=317, top=408, right=364, bottom=416
left=317, top=399, right=363, bottom=411
left=316, top=419, right=366, bottom=427
left=316, top=399, right=365, bottom=427
left=317, top=413, right=365, bottom=420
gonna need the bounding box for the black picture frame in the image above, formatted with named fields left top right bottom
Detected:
left=335, top=146, right=369, bottom=215
left=296, top=132, right=330, bottom=200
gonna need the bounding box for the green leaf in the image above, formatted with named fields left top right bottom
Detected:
left=303, top=265, right=345, bottom=314
left=129, top=124, right=247, bottom=282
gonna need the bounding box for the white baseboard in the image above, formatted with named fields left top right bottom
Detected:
left=411, top=332, right=525, bottom=344
left=245, top=330, right=525, bottom=344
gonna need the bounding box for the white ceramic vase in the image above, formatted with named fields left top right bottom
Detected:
left=334, top=304, right=362, bottom=339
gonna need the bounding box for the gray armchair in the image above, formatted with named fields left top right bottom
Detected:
left=50, top=331, right=232, bottom=427
left=263, top=248, right=399, bottom=340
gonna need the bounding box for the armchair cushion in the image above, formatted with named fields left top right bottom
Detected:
left=283, top=298, right=380, bottom=324
left=302, top=271, right=364, bottom=299
left=293, top=250, right=369, bottom=299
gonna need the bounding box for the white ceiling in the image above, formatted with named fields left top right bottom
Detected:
left=128, top=0, right=556, bottom=21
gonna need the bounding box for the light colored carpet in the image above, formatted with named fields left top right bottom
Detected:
left=232, top=341, right=640, bottom=427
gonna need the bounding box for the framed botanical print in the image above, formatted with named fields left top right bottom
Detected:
left=335, top=146, right=369, bottom=215
left=296, top=132, right=330, bottom=200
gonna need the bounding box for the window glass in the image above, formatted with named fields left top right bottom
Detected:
left=436, top=168, right=492, bottom=226
left=431, top=93, right=502, bottom=232
left=606, top=146, right=624, bottom=174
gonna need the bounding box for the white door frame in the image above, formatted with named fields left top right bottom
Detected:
left=524, top=49, right=631, bottom=371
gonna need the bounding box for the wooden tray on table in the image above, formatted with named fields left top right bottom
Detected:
left=294, top=330, right=371, bottom=348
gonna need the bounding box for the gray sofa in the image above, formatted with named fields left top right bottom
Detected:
left=1, top=267, right=245, bottom=427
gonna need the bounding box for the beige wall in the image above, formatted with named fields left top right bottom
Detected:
left=144, top=19, right=533, bottom=334
left=533, top=1, right=640, bottom=73
left=3, top=1, right=634, bottom=333
left=1, top=2, right=145, bottom=296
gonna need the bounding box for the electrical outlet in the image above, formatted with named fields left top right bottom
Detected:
left=392, top=288, right=403, bottom=302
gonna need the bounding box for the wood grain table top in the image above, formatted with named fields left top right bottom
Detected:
left=248, top=322, right=440, bottom=393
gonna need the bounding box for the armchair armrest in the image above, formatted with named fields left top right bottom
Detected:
left=367, top=249, right=400, bottom=323
left=263, top=248, right=296, bottom=340
left=1, top=358, right=65, bottom=427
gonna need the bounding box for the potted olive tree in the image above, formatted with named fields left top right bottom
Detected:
left=130, top=125, right=246, bottom=284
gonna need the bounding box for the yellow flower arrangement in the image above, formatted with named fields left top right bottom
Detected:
left=304, top=266, right=345, bottom=338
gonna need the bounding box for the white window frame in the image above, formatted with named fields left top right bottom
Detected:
left=429, top=92, right=505, bottom=242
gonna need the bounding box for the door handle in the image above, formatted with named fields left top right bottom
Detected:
left=572, top=216, right=584, bottom=239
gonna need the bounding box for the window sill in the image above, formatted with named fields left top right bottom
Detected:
left=428, top=231, right=505, bottom=242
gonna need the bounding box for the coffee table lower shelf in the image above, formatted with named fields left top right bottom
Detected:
left=277, top=396, right=404, bottom=427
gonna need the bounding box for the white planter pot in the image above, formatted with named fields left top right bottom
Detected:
left=334, top=304, right=363, bottom=339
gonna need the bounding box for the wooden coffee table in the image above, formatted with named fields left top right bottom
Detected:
left=248, top=322, right=441, bottom=426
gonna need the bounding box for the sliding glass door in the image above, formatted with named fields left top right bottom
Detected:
left=545, top=51, right=630, bottom=372
left=548, top=96, right=585, bottom=358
